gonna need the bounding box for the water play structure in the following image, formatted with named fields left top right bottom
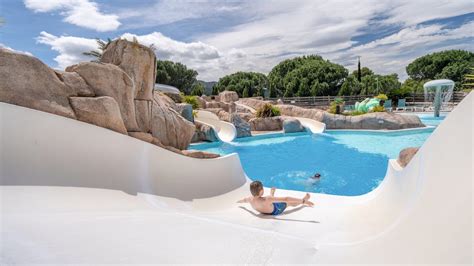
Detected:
left=355, top=97, right=382, bottom=112
left=194, top=110, right=237, bottom=142
left=423, top=79, right=454, bottom=117
left=1, top=92, right=472, bottom=264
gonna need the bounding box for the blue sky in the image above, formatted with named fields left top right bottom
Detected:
left=1, top=0, right=473, bottom=81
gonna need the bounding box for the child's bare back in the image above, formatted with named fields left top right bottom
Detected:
left=237, top=181, right=314, bottom=215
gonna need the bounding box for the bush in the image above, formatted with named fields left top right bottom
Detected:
left=375, top=93, right=388, bottom=101
left=328, top=98, right=345, bottom=114
left=256, top=103, right=281, bottom=118
left=347, top=110, right=367, bottom=116
left=182, top=95, right=199, bottom=109
left=371, top=105, right=385, bottom=112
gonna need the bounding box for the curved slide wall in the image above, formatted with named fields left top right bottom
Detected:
left=1, top=92, right=472, bottom=263
left=194, top=110, right=237, bottom=142
left=0, top=103, right=246, bottom=200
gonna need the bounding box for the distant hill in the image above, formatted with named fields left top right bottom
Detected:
left=197, top=80, right=217, bottom=95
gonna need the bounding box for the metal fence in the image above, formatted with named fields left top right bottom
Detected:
left=265, top=92, right=467, bottom=108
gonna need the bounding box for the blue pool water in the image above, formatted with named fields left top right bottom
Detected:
left=414, top=113, right=447, bottom=127
left=191, top=114, right=445, bottom=196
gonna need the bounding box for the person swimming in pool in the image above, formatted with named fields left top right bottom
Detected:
left=312, top=173, right=321, bottom=179
left=237, top=181, right=314, bottom=215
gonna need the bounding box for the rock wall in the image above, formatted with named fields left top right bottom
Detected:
left=0, top=40, right=198, bottom=153
left=238, top=98, right=425, bottom=130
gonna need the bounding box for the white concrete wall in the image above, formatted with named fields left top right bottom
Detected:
left=0, top=103, right=246, bottom=200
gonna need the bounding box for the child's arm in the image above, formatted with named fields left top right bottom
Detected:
left=236, top=197, right=251, bottom=203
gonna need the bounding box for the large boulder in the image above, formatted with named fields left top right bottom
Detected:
left=196, top=96, right=207, bottom=108
left=134, top=99, right=152, bottom=133
left=205, top=101, right=236, bottom=113
left=192, top=122, right=219, bottom=142
left=150, top=92, right=196, bottom=150
left=322, top=112, right=425, bottom=130
left=100, top=39, right=156, bottom=101
left=176, top=103, right=194, bottom=123
left=66, top=62, right=140, bottom=131
left=249, top=117, right=282, bottom=131
left=69, top=96, right=127, bottom=134
left=277, top=104, right=325, bottom=121
left=205, top=108, right=251, bottom=138
left=219, top=90, right=239, bottom=102
left=282, top=117, right=304, bottom=133
left=238, top=98, right=272, bottom=111
left=230, top=114, right=252, bottom=137
left=0, top=48, right=78, bottom=119
left=397, top=147, right=420, bottom=167
left=54, top=70, right=95, bottom=97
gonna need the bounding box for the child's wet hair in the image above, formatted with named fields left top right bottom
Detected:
left=250, top=181, right=263, bottom=196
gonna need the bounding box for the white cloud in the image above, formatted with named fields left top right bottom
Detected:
left=36, top=31, right=99, bottom=69
left=0, top=43, right=33, bottom=56
left=24, top=0, right=120, bottom=31
left=34, top=1, right=474, bottom=81
left=118, top=0, right=244, bottom=27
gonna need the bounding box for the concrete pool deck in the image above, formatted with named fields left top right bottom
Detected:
left=1, top=92, right=472, bottom=264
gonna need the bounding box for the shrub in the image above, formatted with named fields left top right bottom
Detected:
left=182, top=95, right=199, bottom=109
left=375, top=93, right=388, bottom=101
left=347, top=110, right=367, bottom=116
left=371, top=105, right=385, bottom=112
left=256, top=103, right=281, bottom=118
left=329, top=98, right=345, bottom=114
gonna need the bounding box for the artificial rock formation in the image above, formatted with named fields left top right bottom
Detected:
left=219, top=90, right=239, bottom=103
left=249, top=117, right=283, bottom=131
left=397, top=147, right=420, bottom=167
left=176, top=103, right=194, bottom=123
left=192, top=122, right=219, bottom=143
left=69, top=96, right=128, bottom=134
left=151, top=92, right=196, bottom=150
left=239, top=98, right=424, bottom=130
left=282, top=118, right=304, bottom=133
left=101, top=39, right=156, bottom=101
left=0, top=48, right=78, bottom=119
left=0, top=41, right=201, bottom=155
left=66, top=62, right=140, bottom=131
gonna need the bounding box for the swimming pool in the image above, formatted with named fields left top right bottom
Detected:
left=190, top=114, right=445, bottom=196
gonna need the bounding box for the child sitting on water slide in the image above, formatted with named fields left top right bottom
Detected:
left=237, top=181, right=314, bottom=215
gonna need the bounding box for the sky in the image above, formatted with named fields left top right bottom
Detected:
left=1, top=0, right=473, bottom=81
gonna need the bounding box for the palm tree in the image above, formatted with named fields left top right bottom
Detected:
left=83, top=38, right=112, bottom=61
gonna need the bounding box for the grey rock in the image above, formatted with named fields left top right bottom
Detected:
left=282, top=117, right=304, bottom=133
left=176, top=103, right=194, bottom=123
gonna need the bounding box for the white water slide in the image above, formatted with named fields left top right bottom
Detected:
left=194, top=110, right=237, bottom=142
left=1, top=92, right=472, bottom=264
left=234, top=102, right=326, bottom=133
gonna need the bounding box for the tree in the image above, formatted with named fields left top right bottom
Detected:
left=357, top=57, right=361, bottom=82
left=406, top=50, right=474, bottom=90
left=338, top=75, right=360, bottom=96
left=190, top=83, right=204, bottom=96
left=83, top=38, right=112, bottom=61
left=155, top=60, right=198, bottom=94
left=213, top=71, right=268, bottom=97
left=268, top=55, right=348, bottom=97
